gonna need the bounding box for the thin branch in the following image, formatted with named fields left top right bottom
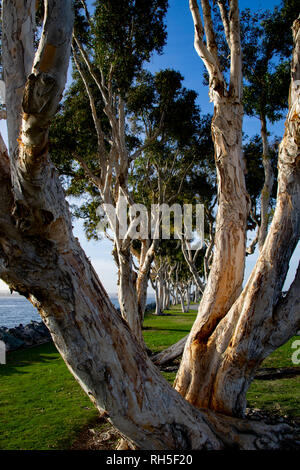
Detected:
left=217, top=0, right=231, bottom=49
left=130, top=111, right=165, bottom=162
left=167, top=161, right=194, bottom=204
left=80, top=0, right=92, bottom=28
left=73, top=152, right=102, bottom=188
left=72, top=44, right=107, bottom=173
left=200, top=0, right=222, bottom=70
left=189, top=0, right=225, bottom=95
left=73, top=32, right=109, bottom=106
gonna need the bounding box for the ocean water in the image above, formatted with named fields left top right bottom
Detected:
left=0, top=295, right=120, bottom=328
left=0, top=294, right=155, bottom=328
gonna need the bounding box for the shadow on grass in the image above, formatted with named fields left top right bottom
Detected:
left=0, top=342, right=58, bottom=377
left=143, top=326, right=190, bottom=333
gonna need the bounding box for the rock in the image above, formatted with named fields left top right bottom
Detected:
left=0, top=331, right=25, bottom=351
left=145, top=302, right=156, bottom=312
left=0, top=321, right=51, bottom=352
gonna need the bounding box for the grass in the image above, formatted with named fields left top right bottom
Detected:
left=143, top=306, right=196, bottom=353
left=247, top=337, right=300, bottom=418
left=0, top=305, right=299, bottom=449
left=0, top=343, right=99, bottom=450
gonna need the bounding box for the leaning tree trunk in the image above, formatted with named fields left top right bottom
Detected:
left=152, top=335, right=188, bottom=366
left=0, top=0, right=299, bottom=451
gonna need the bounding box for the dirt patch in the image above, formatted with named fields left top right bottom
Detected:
left=71, top=415, right=122, bottom=450
left=71, top=409, right=300, bottom=450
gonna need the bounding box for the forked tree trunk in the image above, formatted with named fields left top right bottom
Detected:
left=175, top=10, right=300, bottom=417
left=179, top=290, right=186, bottom=313
left=0, top=0, right=299, bottom=451
left=175, top=97, right=249, bottom=405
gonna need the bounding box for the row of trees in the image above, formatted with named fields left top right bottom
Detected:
left=0, top=0, right=299, bottom=449
left=50, top=0, right=295, bottom=337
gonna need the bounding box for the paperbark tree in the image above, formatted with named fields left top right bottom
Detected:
left=175, top=0, right=300, bottom=418
left=0, top=0, right=299, bottom=450
left=61, top=0, right=170, bottom=343
left=241, top=5, right=295, bottom=251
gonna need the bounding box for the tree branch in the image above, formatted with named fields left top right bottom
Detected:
left=200, top=0, right=222, bottom=70
left=73, top=152, right=102, bottom=188
left=189, top=0, right=225, bottom=97
left=228, top=0, right=243, bottom=99
left=217, top=1, right=231, bottom=49
left=73, top=32, right=109, bottom=107
left=80, top=0, right=92, bottom=28
left=2, top=0, right=36, bottom=158
left=72, top=43, right=107, bottom=175
left=268, top=261, right=300, bottom=352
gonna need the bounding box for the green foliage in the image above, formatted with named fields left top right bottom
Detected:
left=51, top=63, right=215, bottom=242
left=247, top=336, right=300, bottom=418
left=241, top=1, right=295, bottom=123
left=243, top=135, right=278, bottom=209
left=93, top=0, right=168, bottom=92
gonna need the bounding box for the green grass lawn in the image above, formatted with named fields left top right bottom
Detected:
left=143, top=306, right=196, bottom=353
left=0, top=306, right=299, bottom=449
left=247, top=337, right=300, bottom=418
left=0, top=343, right=99, bottom=450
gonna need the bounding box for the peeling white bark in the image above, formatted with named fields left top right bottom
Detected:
left=176, top=12, right=300, bottom=417
left=0, top=0, right=299, bottom=450
left=258, top=114, right=274, bottom=250
left=176, top=1, right=250, bottom=403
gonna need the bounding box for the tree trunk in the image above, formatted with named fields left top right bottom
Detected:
left=154, top=284, right=163, bottom=315
left=1, top=0, right=299, bottom=451
left=136, top=269, right=149, bottom=321
left=153, top=269, right=164, bottom=315
left=152, top=335, right=188, bottom=366
left=136, top=239, right=154, bottom=322
left=175, top=14, right=300, bottom=417
left=175, top=97, right=249, bottom=406
left=163, top=281, right=170, bottom=310
left=179, top=290, right=186, bottom=313
left=186, top=283, right=191, bottom=312
left=117, top=248, right=144, bottom=344
left=258, top=114, right=274, bottom=250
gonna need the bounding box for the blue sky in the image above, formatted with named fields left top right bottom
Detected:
left=0, top=0, right=298, bottom=293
